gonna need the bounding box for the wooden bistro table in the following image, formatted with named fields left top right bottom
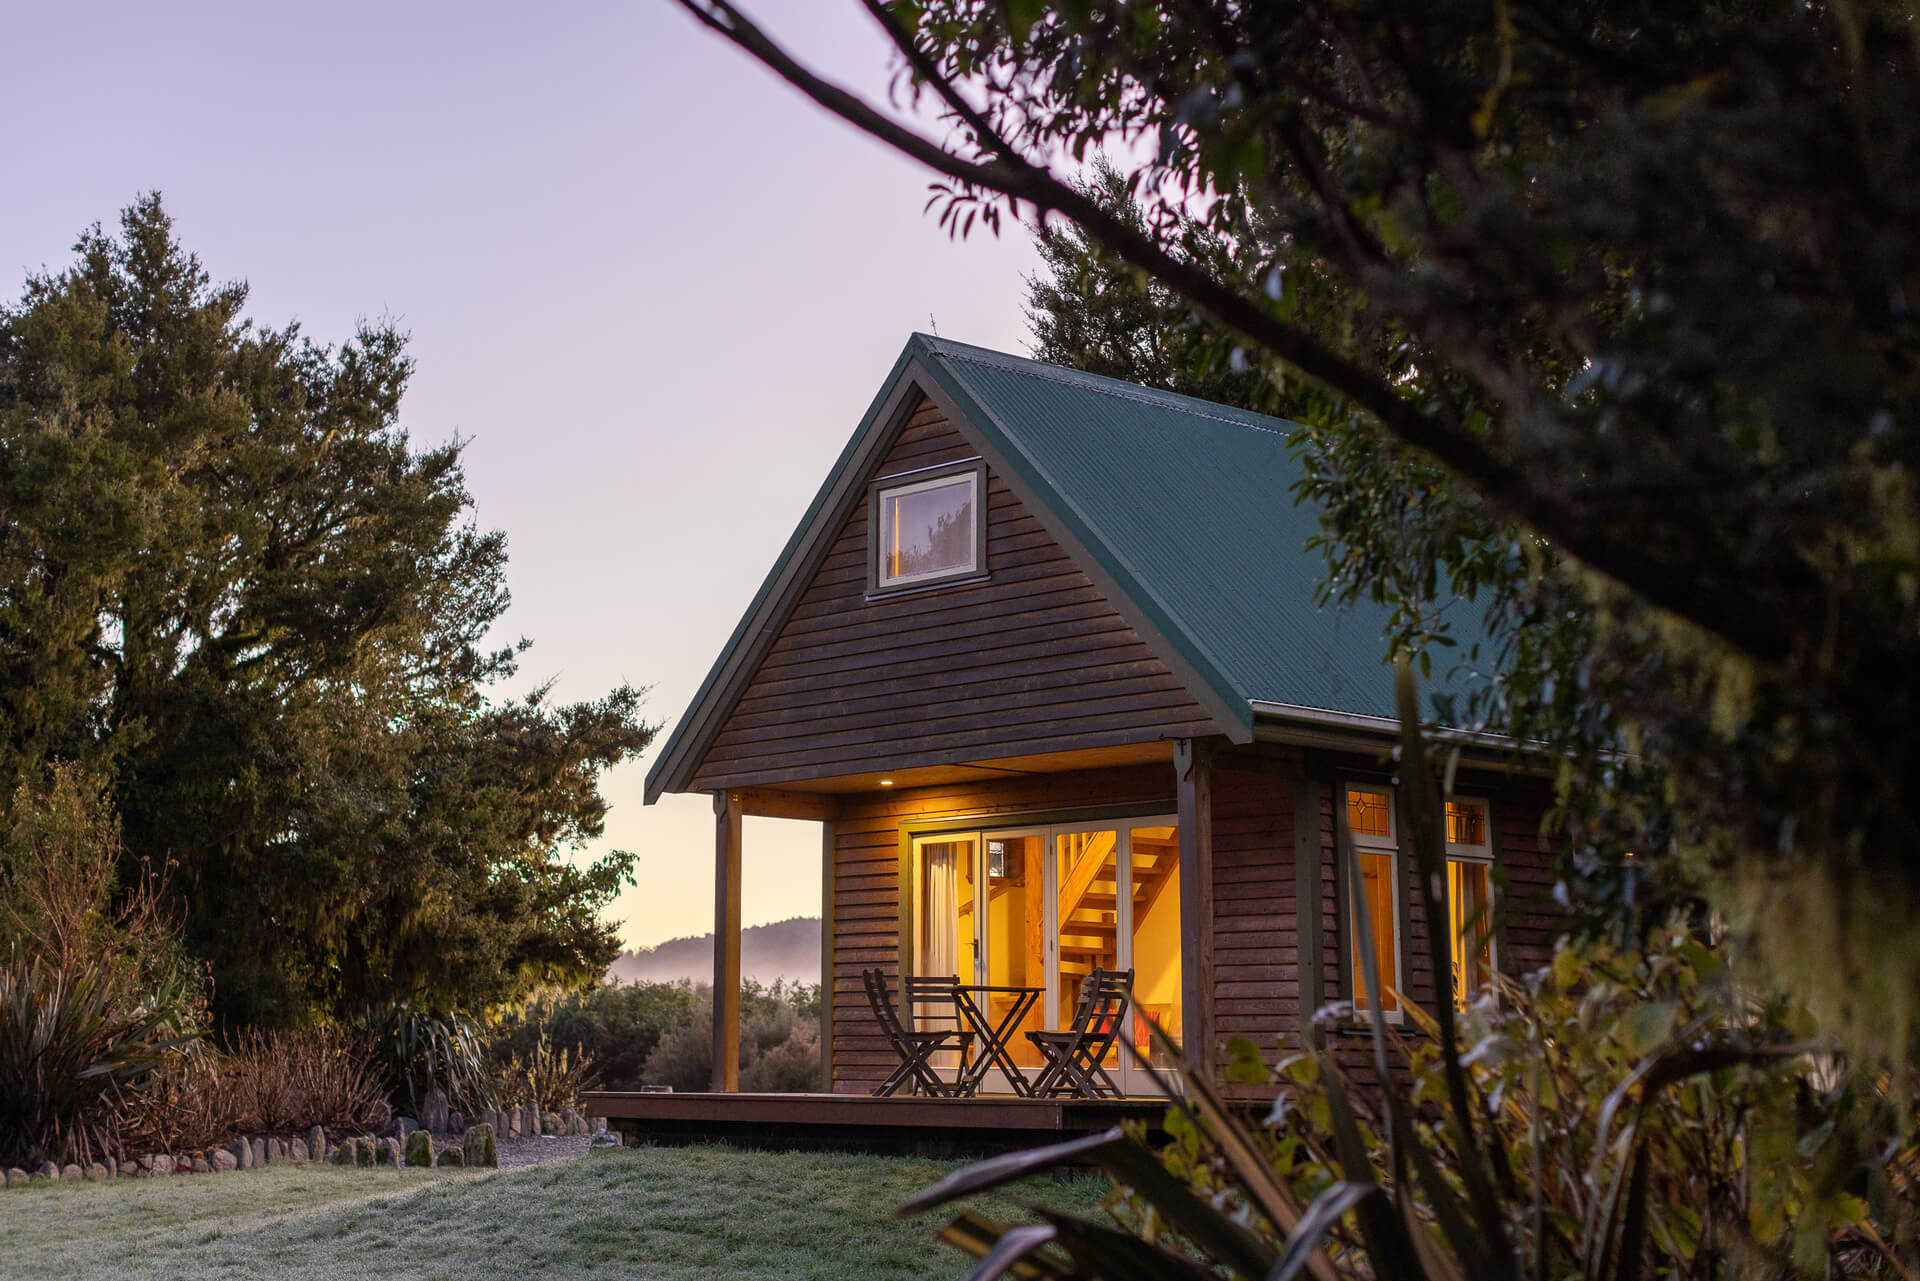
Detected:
left=949, top=983, right=1043, bottom=1097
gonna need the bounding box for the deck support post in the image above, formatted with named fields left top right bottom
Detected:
left=1175, top=738, right=1215, bottom=1083
left=712, top=789, right=743, bottom=1093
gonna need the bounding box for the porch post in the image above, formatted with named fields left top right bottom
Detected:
left=712, top=789, right=742, bottom=1093
left=1292, top=750, right=1328, bottom=1047
left=1175, top=738, right=1215, bottom=1082
left=819, top=818, right=836, bottom=1092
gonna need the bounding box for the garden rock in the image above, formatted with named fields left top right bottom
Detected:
left=436, top=1146, right=465, bottom=1167
left=354, top=1136, right=375, bottom=1167
left=290, top=1138, right=310, bottom=1163
left=34, top=1161, right=57, bottom=1181
left=448, top=1109, right=465, bottom=1135
left=589, top=1128, right=620, bottom=1149
left=5, top=1167, right=27, bottom=1187
left=85, top=1162, right=109, bottom=1181
left=524, top=1102, right=541, bottom=1136
left=190, top=1155, right=211, bottom=1174
left=151, top=1154, right=174, bottom=1176
left=395, top=1116, right=417, bottom=1141
left=118, top=1160, right=139, bottom=1178
left=462, top=1122, right=497, bottom=1169
left=382, top=1137, right=404, bottom=1167
left=328, top=1143, right=353, bottom=1166
left=404, top=1129, right=433, bottom=1167
left=542, top=1112, right=562, bottom=1136
left=211, top=1149, right=237, bottom=1173
left=309, top=1125, right=325, bottom=1160
left=60, top=1163, right=82, bottom=1182
left=251, top=1137, right=267, bottom=1166
left=231, top=1138, right=251, bottom=1169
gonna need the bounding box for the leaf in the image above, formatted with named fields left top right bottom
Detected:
left=1618, top=1001, right=1677, bottom=1057
left=1265, top=1182, right=1380, bottom=1281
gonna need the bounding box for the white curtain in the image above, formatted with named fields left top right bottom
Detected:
left=922, top=844, right=957, bottom=980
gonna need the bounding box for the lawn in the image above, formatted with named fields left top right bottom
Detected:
left=0, top=1144, right=1108, bottom=1280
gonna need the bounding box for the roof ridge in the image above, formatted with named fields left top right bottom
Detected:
left=926, top=341, right=1295, bottom=441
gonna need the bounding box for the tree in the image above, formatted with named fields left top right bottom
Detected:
left=0, top=195, right=653, bottom=1026
left=676, top=1, right=1920, bottom=1047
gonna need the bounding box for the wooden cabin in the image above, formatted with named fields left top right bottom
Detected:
left=599, top=335, right=1561, bottom=1143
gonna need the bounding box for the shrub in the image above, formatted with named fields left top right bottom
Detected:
left=484, top=1032, right=600, bottom=1112
left=126, top=1047, right=239, bottom=1155
left=359, top=1002, right=490, bottom=1116
left=639, top=982, right=822, bottom=1093
left=0, top=953, right=177, bottom=1167
left=739, top=1019, right=820, bottom=1093
left=492, top=980, right=700, bottom=1089
left=227, top=1027, right=390, bottom=1135
left=0, top=765, right=201, bottom=1167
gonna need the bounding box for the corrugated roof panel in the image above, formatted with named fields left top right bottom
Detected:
left=919, top=337, right=1485, bottom=721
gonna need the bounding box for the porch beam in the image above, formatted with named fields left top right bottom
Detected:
left=732, top=786, right=842, bottom=822
left=712, top=789, right=743, bottom=1093
left=1175, top=738, right=1215, bottom=1082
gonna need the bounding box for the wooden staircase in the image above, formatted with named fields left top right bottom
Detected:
left=1055, top=831, right=1177, bottom=979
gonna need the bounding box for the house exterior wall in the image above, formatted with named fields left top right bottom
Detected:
left=826, top=746, right=1564, bottom=1097
left=689, top=396, right=1218, bottom=792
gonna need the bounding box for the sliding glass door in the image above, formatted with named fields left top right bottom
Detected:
left=915, top=814, right=1180, bottom=1094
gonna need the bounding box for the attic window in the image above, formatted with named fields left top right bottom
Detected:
left=869, top=460, right=986, bottom=593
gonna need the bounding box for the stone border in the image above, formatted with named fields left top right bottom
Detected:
left=2, top=1111, right=610, bottom=1188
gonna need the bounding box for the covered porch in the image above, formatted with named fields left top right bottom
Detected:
left=704, top=739, right=1221, bottom=1103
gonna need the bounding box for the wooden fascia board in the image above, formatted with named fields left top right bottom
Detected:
left=642, top=356, right=930, bottom=803
left=906, top=353, right=1255, bottom=745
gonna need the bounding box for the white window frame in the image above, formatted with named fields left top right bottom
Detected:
left=869, top=461, right=986, bottom=593
left=1343, top=782, right=1403, bottom=1023
left=1443, top=796, right=1497, bottom=1004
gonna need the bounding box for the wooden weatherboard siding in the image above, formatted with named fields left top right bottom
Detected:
left=688, top=397, right=1218, bottom=791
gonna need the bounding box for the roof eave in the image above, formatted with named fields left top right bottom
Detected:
left=641, top=342, right=933, bottom=804
left=1247, top=698, right=1543, bottom=766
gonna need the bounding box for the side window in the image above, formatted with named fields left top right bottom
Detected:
left=1343, top=783, right=1401, bottom=1016
left=1444, top=799, right=1496, bottom=1005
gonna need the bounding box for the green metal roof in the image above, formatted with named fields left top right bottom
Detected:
left=644, top=333, right=1489, bottom=801
left=911, top=336, right=1485, bottom=725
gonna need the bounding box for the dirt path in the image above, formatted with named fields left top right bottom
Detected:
left=492, top=1132, right=591, bottom=1169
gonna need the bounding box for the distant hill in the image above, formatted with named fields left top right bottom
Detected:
left=606, top=916, right=821, bottom=987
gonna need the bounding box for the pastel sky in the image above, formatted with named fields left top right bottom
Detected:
left=0, top=1, right=1044, bottom=949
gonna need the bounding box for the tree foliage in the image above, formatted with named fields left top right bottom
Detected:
left=679, top=0, right=1920, bottom=1048
left=0, top=195, right=653, bottom=1026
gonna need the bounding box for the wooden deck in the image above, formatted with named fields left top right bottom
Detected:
left=582, top=1090, right=1169, bottom=1157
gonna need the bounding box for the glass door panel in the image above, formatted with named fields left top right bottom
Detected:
left=917, top=836, right=977, bottom=984
left=1126, top=824, right=1182, bottom=1073
left=981, top=832, right=1046, bottom=1069
left=1054, top=828, right=1121, bottom=1069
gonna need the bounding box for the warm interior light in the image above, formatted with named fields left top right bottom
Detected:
left=878, top=778, right=894, bottom=786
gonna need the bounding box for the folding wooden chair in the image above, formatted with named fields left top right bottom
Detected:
left=862, top=968, right=973, bottom=1097
left=1026, top=967, right=1132, bottom=1098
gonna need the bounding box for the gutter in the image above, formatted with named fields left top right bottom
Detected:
left=1247, top=698, right=1539, bottom=764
